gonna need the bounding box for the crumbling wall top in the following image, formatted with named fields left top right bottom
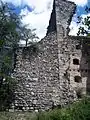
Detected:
left=47, top=0, right=76, bottom=36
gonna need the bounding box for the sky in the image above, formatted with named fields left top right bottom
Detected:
left=1, top=0, right=90, bottom=40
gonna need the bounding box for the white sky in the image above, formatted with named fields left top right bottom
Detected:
left=2, top=0, right=89, bottom=39
left=20, top=0, right=53, bottom=39
left=68, top=0, right=88, bottom=7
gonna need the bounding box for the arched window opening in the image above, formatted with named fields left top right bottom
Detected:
left=73, top=59, right=79, bottom=65
left=74, top=76, right=82, bottom=83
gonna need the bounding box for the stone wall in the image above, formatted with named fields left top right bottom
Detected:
left=12, top=0, right=90, bottom=111
left=47, top=0, right=76, bottom=36
left=12, top=32, right=77, bottom=111
left=13, top=32, right=60, bottom=111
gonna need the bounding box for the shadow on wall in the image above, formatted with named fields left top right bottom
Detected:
left=80, top=39, right=90, bottom=95
left=70, top=37, right=90, bottom=98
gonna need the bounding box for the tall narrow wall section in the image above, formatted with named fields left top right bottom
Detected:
left=47, top=0, right=76, bottom=35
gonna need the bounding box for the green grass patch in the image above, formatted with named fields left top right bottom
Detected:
left=0, top=97, right=90, bottom=120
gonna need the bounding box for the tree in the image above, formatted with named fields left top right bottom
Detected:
left=0, top=0, right=38, bottom=110
left=0, top=0, right=22, bottom=110
left=0, top=0, right=38, bottom=76
left=21, top=26, right=39, bottom=47
left=77, top=6, right=90, bottom=36
left=0, top=0, right=22, bottom=74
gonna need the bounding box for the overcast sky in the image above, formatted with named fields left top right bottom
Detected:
left=2, top=0, right=90, bottom=40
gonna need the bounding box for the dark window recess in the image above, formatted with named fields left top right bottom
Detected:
left=81, top=70, right=83, bottom=72
left=73, top=59, right=79, bottom=65
left=76, top=89, right=82, bottom=98
left=76, top=44, right=81, bottom=49
left=74, top=76, right=82, bottom=83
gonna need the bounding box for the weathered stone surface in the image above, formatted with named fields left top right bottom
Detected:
left=12, top=0, right=90, bottom=111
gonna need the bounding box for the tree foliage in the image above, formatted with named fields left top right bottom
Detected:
left=77, top=6, right=90, bottom=36
left=21, top=26, right=39, bottom=47
left=0, top=0, right=38, bottom=110
left=0, top=0, right=22, bottom=110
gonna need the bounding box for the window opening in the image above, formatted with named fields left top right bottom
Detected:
left=76, top=44, right=81, bottom=49
left=74, top=76, right=82, bottom=83
left=73, top=59, right=79, bottom=65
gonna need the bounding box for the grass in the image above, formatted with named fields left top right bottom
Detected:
left=0, top=97, right=90, bottom=120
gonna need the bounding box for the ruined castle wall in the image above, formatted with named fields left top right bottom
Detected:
left=13, top=32, right=77, bottom=111
left=12, top=0, right=90, bottom=111
left=80, top=39, right=90, bottom=93
left=54, top=0, right=77, bottom=104
left=55, top=0, right=76, bottom=36
left=12, top=0, right=78, bottom=111
left=65, top=36, right=90, bottom=96
left=47, top=0, right=76, bottom=36
left=13, top=32, right=60, bottom=111
left=67, top=37, right=87, bottom=95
